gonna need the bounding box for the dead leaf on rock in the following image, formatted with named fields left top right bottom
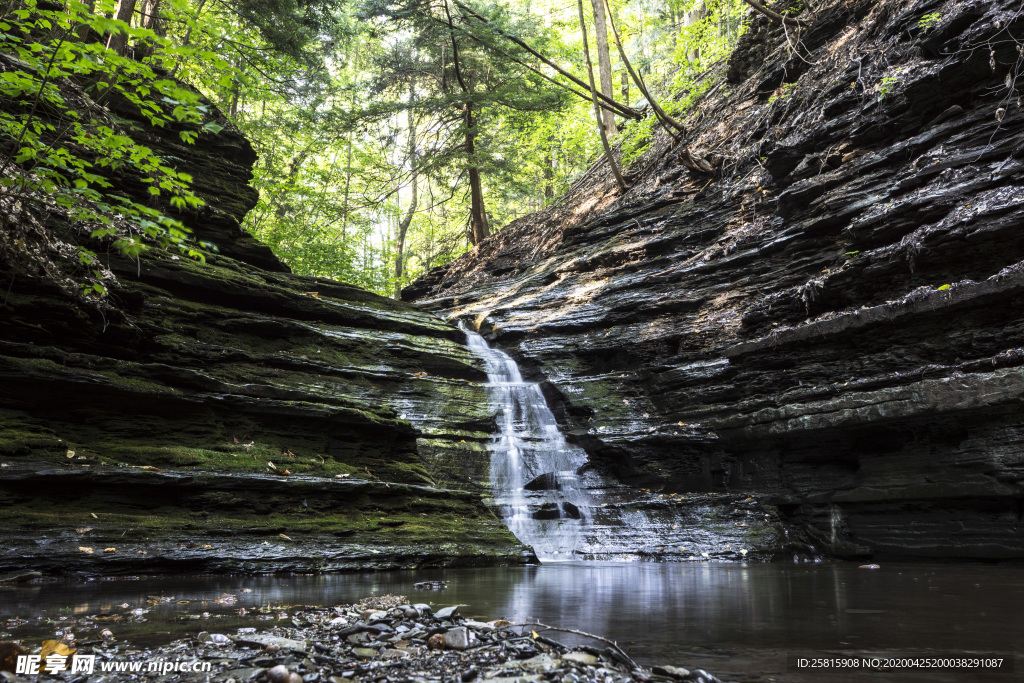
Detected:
left=103, top=547, right=116, bottom=553
left=78, top=547, right=93, bottom=554
left=90, top=513, right=98, bottom=519
left=279, top=534, right=293, bottom=542
left=75, top=527, right=93, bottom=534
left=0, top=641, right=28, bottom=673
left=39, top=640, right=74, bottom=664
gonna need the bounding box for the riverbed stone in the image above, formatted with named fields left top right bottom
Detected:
left=233, top=634, right=308, bottom=652
left=652, top=665, right=690, bottom=679
left=434, top=605, right=459, bottom=620
left=443, top=626, right=475, bottom=650
left=517, top=654, right=561, bottom=672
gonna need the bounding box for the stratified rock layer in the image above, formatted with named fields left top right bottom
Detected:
left=0, top=73, right=526, bottom=574
left=407, top=0, right=1024, bottom=560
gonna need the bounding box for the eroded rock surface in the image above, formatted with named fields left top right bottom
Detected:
left=407, top=0, right=1024, bottom=560
left=0, top=75, right=526, bottom=574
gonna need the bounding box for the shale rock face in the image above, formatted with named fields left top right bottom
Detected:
left=0, top=79, right=526, bottom=574
left=407, top=0, right=1024, bottom=560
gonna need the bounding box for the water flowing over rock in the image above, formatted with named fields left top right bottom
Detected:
left=464, top=326, right=780, bottom=561
left=407, top=0, right=1024, bottom=560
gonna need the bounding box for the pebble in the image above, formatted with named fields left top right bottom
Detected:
left=434, top=605, right=459, bottom=619
left=443, top=626, right=476, bottom=650
left=27, top=593, right=724, bottom=683
left=267, top=664, right=291, bottom=683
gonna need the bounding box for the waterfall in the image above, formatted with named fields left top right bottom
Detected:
left=463, top=326, right=596, bottom=560
left=460, top=325, right=767, bottom=563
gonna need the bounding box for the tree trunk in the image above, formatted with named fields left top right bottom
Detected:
left=543, top=138, right=555, bottom=201
left=578, top=0, right=626, bottom=191
left=465, top=102, right=489, bottom=245
left=341, top=49, right=358, bottom=242
left=105, top=0, right=136, bottom=55
left=589, top=0, right=617, bottom=136
left=72, top=0, right=95, bottom=42
left=444, top=0, right=489, bottom=245
left=169, top=0, right=207, bottom=76
left=135, top=0, right=163, bottom=60
left=141, top=0, right=163, bottom=32
left=684, top=2, right=708, bottom=63
left=394, top=83, right=418, bottom=299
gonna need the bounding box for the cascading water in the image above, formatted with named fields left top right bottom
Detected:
left=462, top=325, right=597, bottom=560
left=461, top=324, right=775, bottom=563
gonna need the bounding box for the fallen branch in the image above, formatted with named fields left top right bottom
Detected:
left=742, top=0, right=811, bottom=27
left=453, top=1, right=641, bottom=120
left=518, top=620, right=640, bottom=671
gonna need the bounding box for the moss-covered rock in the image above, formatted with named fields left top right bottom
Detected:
left=0, top=75, right=527, bottom=575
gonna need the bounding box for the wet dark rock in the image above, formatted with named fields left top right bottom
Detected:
left=442, top=626, right=475, bottom=650
left=523, top=472, right=561, bottom=491
left=0, top=54, right=528, bottom=574
left=433, top=606, right=459, bottom=620
left=408, top=0, right=1024, bottom=561
left=413, top=582, right=447, bottom=591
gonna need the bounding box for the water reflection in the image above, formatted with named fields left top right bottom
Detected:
left=3, top=562, right=1021, bottom=680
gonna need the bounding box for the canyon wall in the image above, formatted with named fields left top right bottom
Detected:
left=0, top=66, right=527, bottom=574
left=406, top=0, right=1024, bottom=560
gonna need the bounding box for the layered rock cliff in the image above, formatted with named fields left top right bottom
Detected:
left=407, top=0, right=1024, bottom=560
left=0, top=68, right=527, bottom=574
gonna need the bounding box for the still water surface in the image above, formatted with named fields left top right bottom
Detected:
left=2, top=562, right=1021, bottom=681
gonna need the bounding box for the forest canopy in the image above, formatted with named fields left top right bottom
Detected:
left=0, top=0, right=754, bottom=299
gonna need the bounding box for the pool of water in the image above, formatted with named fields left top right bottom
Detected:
left=2, top=561, right=1020, bottom=681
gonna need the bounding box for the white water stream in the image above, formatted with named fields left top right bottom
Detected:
left=463, top=326, right=597, bottom=560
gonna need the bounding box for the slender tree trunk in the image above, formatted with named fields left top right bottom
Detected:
left=620, top=70, right=629, bottom=106
left=684, top=2, right=708, bottom=63
left=578, top=0, right=626, bottom=191
left=141, top=0, right=163, bottom=32
left=341, top=135, right=353, bottom=241
left=341, top=47, right=358, bottom=242
left=601, top=0, right=714, bottom=173
left=169, top=0, right=208, bottom=76
left=135, top=0, right=163, bottom=60
left=465, top=102, right=489, bottom=245
left=601, top=0, right=683, bottom=134
left=72, top=0, right=95, bottom=42
left=444, top=0, right=489, bottom=245
left=589, top=0, right=616, bottom=136
left=543, top=138, right=555, bottom=201
left=228, top=85, right=240, bottom=118
left=105, top=0, right=137, bottom=55
left=394, top=82, right=418, bottom=299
